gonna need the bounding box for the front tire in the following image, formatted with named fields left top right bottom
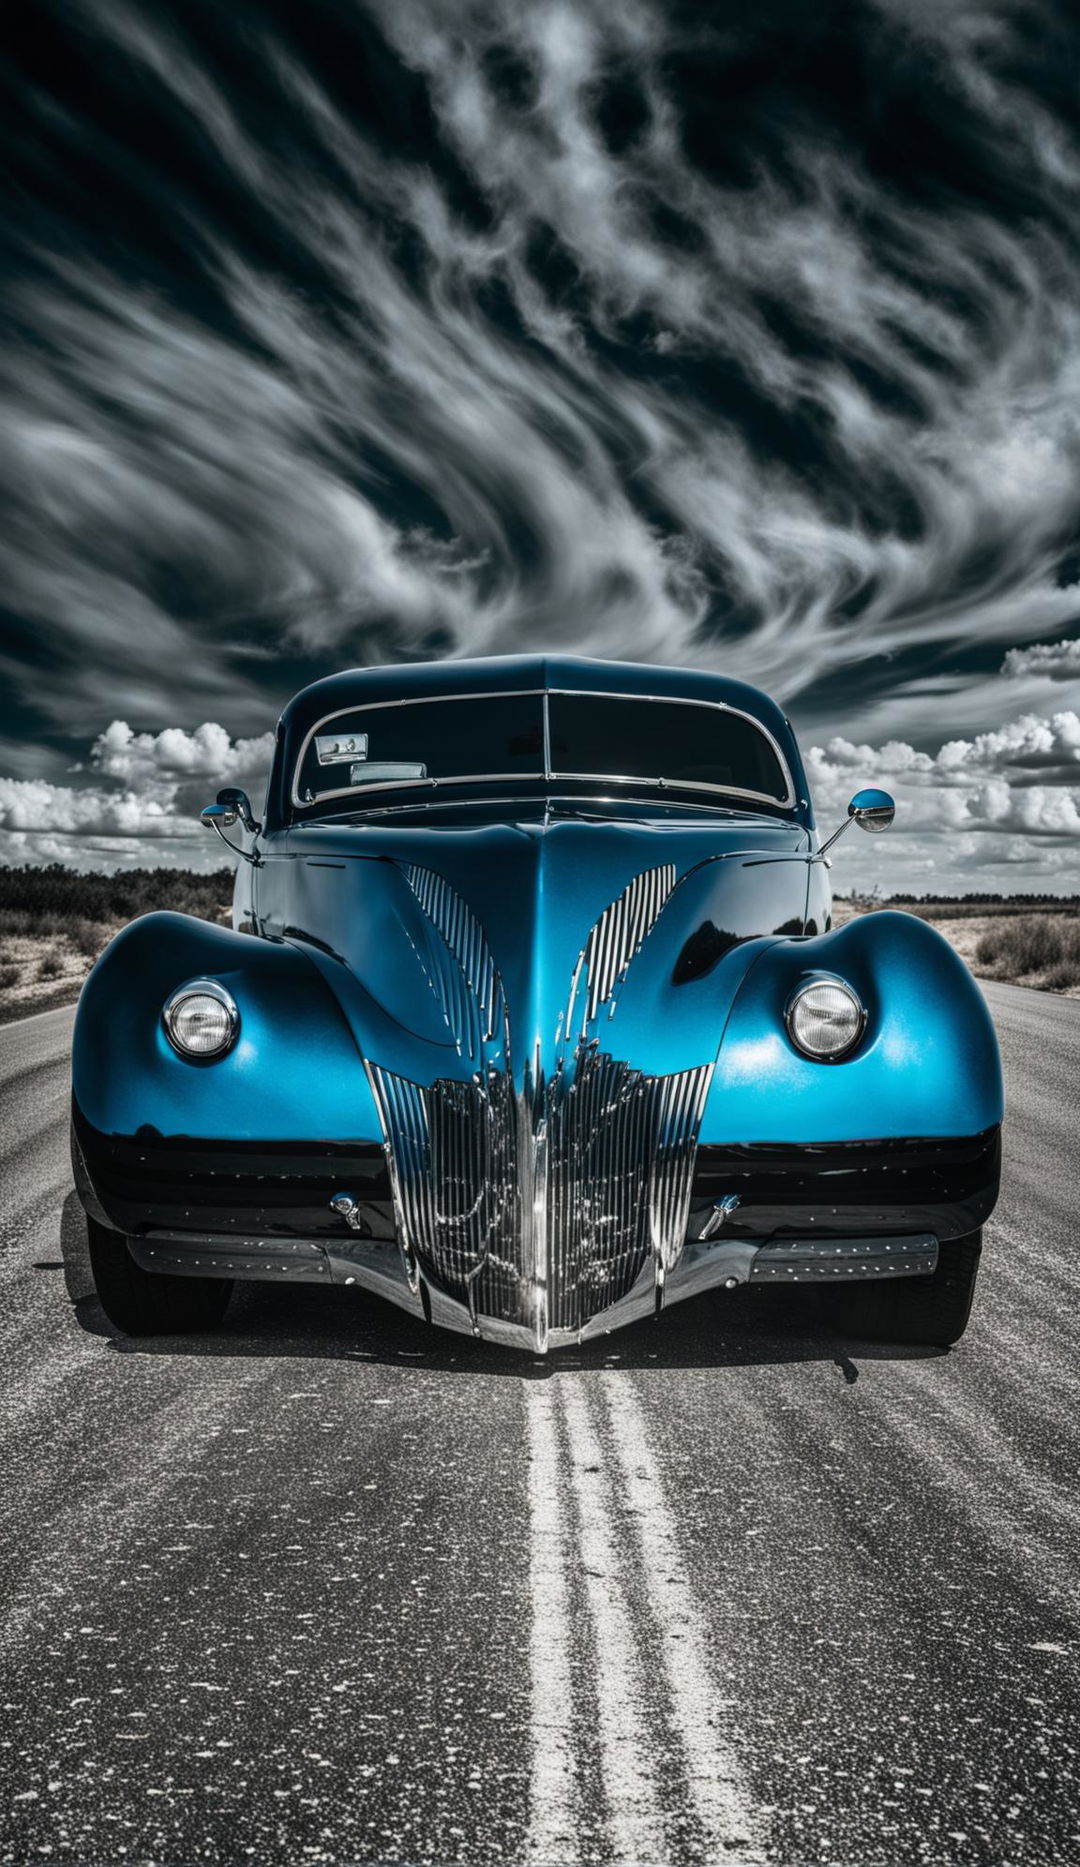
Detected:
left=831, top=1230, right=982, bottom=1348
left=87, top=1216, right=234, bottom=1336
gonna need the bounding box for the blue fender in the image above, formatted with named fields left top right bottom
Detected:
left=73, top=912, right=383, bottom=1143
left=701, top=910, right=1003, bottom=1145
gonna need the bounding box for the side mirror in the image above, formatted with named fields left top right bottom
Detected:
left=848, top=787, right=895, bottom=834
left=216, top=787, right=260, bottom=834
left=200, top=801, right=237, bottom=830
left=201, top=796, right=259, bottom=864
left=817, top=787, right=896, bottom=860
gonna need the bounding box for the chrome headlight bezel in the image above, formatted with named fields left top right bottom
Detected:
left=785, top=975, right=866, bottom=1063
left=162, top=978, right=239, bottom=1060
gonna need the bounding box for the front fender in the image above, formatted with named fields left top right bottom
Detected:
left=72, top=912, right=382, bottom=1142
left=701, top=910, right=1003, bottom=1145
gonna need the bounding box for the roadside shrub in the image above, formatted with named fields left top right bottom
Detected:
left=37, top=951, right=65, bottom=980
left=1042, top=959, right=1080, bottom=992
left=0, top=963, right=18, bottom=990
left=976, top=915, right=1080, bottom=986
left=70, top=918, right=111, bottom=959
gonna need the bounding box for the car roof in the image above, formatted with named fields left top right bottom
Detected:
left=280, top=654, right=793, bottom=737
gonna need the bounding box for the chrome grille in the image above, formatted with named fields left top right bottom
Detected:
left=368, top=861, right=711, bottom=1344
left=544, top=1053, right=712, bottom=1333
left=367, top=1063, right=519, bottom=1306
left=650, top=1065, right=715, bottom=1274
left=370, top=1052, right=712, bottom=1339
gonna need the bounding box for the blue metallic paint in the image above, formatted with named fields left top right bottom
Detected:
left=73, top=912, right=382, bottom=1143
left=701, top=911, right=1003, bottom=1145
left=253, top=818, right=813, bottom=1087
left=72, top=655, right=1002, bottom=1347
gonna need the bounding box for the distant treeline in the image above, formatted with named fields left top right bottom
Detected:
left=877, top=891, right=1078, bottom=906
left=0, top=864, right=234, bottom=928
left=839, top=890, right=1079, bottom=911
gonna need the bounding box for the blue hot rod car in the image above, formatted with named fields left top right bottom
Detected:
left=71, top=656, right=1002, bottom=1351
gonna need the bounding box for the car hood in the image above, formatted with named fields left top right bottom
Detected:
left=279, top=814, right=809, bottom=1085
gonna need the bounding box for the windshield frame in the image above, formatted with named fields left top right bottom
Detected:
left=290, top=687, right=796, bottom=815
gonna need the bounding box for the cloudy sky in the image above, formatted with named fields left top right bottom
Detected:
left=2, top=0, right=1080, bottom=890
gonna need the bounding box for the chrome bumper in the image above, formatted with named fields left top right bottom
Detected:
left=127, top=1225, right=939, bottom=1351
left=74, top=1101, right=994, bottom=1354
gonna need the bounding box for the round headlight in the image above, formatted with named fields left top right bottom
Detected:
left=786, top=978, right=864, bottom=1061
left=163, top=979, right=238, bottom=1059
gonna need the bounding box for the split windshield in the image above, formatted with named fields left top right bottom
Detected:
left=292, top=691, right=792, bottom=814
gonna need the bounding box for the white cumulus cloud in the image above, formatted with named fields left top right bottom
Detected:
left=90, top=720, right=274, bottom=787
left=1001, top=637, right=1080, bottom=681
left=0, top=720, right=273, bottom=870
left=808, top=706, right=1080, bottom=861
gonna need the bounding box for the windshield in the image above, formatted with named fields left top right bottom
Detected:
left=292, top=690, right=793, bottom=815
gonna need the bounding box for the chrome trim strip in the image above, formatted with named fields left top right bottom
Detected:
left=546, top=770, right=788, bottom=806
left=748, top=1234, right=938, bottom=1280
left=310, top=793, right=799, bottom=823
left=291, top=689, right=795, bottom=813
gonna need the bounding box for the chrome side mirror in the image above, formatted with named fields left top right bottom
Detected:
left=848, top=787, right=895, bottom=833
left=817, top=787, right=896, bottom=860
left=216, top=787, right=260, bottom=834
left=200, top=801, right=237, bottom=830
left=201, top=791, right=260, bottom=864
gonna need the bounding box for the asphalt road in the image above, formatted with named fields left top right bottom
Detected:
left=0, top=983, right=1077, bottom=1866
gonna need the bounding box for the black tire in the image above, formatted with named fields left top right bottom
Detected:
left=830, top=1230, right=982, bottom=1348
left=87, top=1216, right=234, bottom=1336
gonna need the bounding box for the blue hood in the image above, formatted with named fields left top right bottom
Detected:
left=267, top=814, right=811, bottom=1090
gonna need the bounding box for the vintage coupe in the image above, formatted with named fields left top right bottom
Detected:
left=72, top=656, right=1002, bottom=1351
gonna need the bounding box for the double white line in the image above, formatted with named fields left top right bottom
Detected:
left=525, top=1373, right=763, bottom=1864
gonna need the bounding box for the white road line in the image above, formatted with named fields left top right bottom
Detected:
left=558, top=1377, right=669, bottom=1864
left=600, top=1372, right=764, bottom=1862
left=524, top=1380, right=580, bottom=1863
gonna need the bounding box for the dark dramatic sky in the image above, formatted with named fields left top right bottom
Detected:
left=2, top=0, right=1080, bottom=887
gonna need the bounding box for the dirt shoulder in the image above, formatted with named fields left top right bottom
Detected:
left=0, top=867, right=235, bottom=1029
left=0, top=921, right=126, bottom=1026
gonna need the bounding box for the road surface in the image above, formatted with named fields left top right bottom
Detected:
left=0, top=984, right=1077, bottom=1865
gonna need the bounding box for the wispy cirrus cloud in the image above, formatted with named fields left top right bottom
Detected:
left=3, top=0, right=1080, bottom=884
